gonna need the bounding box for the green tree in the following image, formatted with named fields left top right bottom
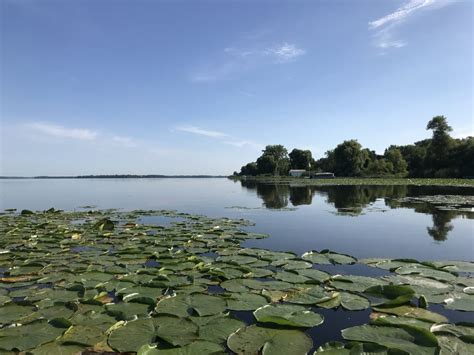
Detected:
left=261, top=145, right=289, bottom=176
left=384, top=147, right=408, bottom=176
left=289, top=149, right=313, bottom=170
left=425, top=116, right=453, bottom=175
left=239, top=162, right=258, bottom=176
left=333, top=140, right=369, bottom=177
left=256, top=155, right=276, bottom=175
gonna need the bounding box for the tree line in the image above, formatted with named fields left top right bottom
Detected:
left=235, top=116, right=473, bottom=178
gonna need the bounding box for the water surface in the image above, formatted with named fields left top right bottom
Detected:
left=1, top=178, right=472, bottom=261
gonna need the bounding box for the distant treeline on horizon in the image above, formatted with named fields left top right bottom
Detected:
left=236, top=116, right=474, bottom=179
left=0, top=175, right=226, bottom=179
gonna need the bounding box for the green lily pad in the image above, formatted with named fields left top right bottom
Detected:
left=364, top=284, right=415, bottom=307
left=253, top=304, right=324, bottom=327
left=284, top=286, right=337, bottom=305
left=190, top=293, right=227, bottom=316
left=137, top=341, right=224, bottom=354
left=227, top=324, right=313, bottom=355
left=108, top=318, right=155, bottom=352
left=0, top=303, right=35, bottom=324
left=437, top=335, right=474, bottom=355
left=27, top=341, right=85, bottom=355
left=105, top=302, right=151, bottom=320
left=342, top=324, right=439, bottom=354
left=197, top=314, right=245, bottom=343
left=340, top=292, right=370, bottom=311
left=154, top=316, right=198, bottom=347
left=0, top=319, right=66, bottom=351
left=58, top=325, right=104, bottom=346
left=372, top=305, right=448, bottom=323
left=444, top=293, right=474, bottom=311
left=226, top=293, right=269, bottom=311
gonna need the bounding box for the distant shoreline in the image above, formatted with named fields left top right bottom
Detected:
left=0, top=175, right=227, bottom=179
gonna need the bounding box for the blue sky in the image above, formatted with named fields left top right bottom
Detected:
left=1, top=0, right=472, bottom=175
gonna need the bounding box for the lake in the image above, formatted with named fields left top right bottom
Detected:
left=1, top=178, right=472, bottom=262
left=1, top=178, right=473, bottom=351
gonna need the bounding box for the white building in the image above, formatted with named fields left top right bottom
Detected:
left=289, top=169, right=306, bottom=177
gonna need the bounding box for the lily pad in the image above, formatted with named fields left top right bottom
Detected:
left=342, top=324, right=439, bottom=354
left=0, top=319, right=66, bottom=351
left=227, top=324, right=313, bottom=355
left=108, top=318, right=155, bottom=352
left=253, top=304, right=324, bottom=327
left=226, top=292, right=269, bottom=311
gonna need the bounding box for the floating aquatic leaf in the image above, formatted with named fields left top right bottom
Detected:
left=0, top=303, right=35, bottom=324
left=226, top=292, right=269, bottom=311
left=0, top=319, right=66, bottom=351
left=302, top=250, right=356, bottom=265
left=437, top=335, right=474, bottom=355
left=372, top=305, right=448, bottom=323
left=227, top=324, right=313, bottom=355
left=342, top=324, right=438, bottom=354
left=284, top=286, right=338, bottom=305
left=340, top=292, right=370, bottom=311
left=314, top=341, right=350, bottom=354
left=59, top=325, right=105, bottom=346
left=93, top=218, right=115, bottom=231
left=294, top=268, right=330, bottom=283
left=253, top=303, right=324, bottom=327
left=137, top=341, right=224, bottom=354
left=444, top=293, right=474, bottom=311
left=105, top=302, right=151, bottom=320
left=364, top=284, right=415, bottom=307
left=190, top=293, right=227, bottom=316
left=154, top=316, right=198, bottom=347
left=27, top=341, right=85, bottom=355
left=108, top=318, right=155, bottom=352
left=197, top=314, right=245, bottom=343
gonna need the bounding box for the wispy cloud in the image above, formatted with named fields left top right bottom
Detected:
left=175, top=125, right=229, bottom=138
left=175, top=124, right=262, bottom=149
left=265, top=43, right=306, bottom=63
left=224, top=140, right=263, bottom=149
left=192, top=41, right=306, bottom=82
left=23, top=121, right=138, bottom=148
left=25, top=122, right=98, bottom=140
left=368, top=0, right=453, bottom=50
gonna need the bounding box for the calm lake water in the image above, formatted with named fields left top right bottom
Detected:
left=1, top=178, right=473, bottom=262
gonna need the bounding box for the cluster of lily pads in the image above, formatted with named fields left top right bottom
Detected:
left=395, top=195, right=474, bottom=213
left=0, top=208, right=473, bottom=354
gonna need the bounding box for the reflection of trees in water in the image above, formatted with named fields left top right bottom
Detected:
left=388, top=199, right=470, bottom=241
left=319, top=185, right=408, bottom=214
left=239, top=181, right=316, bottom=208
left=238, top=180, right=474, bottom=242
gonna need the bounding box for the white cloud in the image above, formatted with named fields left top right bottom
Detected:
left=175, top=124, right=262, bottom=149
left=192, top=41, right=306, bottom=82
left=175, top=125, right=229, bottom=138
left=368, top=0, right=453, bottom=50
left=25, top=122, right=98, bottom=140
left=224, top=140, right=263, bottom=149
left=265, top=43, right=306, bottom=62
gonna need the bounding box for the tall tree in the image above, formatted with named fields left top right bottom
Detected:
left=289, top=149, right=313, bottom=170
left=261, top=145, right=289, bottom=176
left=384, top=147, right=408, bottom=176
left=425, top=116, right=453, bottom=175
left=256, top=155, right=276, bottom=175
left=333, top=140, right=369, bottom=177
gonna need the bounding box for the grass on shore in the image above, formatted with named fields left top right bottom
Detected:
left=229, top=176, right=474, bottom=187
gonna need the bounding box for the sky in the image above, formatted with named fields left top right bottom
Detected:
left=1, top=0, right=472, bottom=176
